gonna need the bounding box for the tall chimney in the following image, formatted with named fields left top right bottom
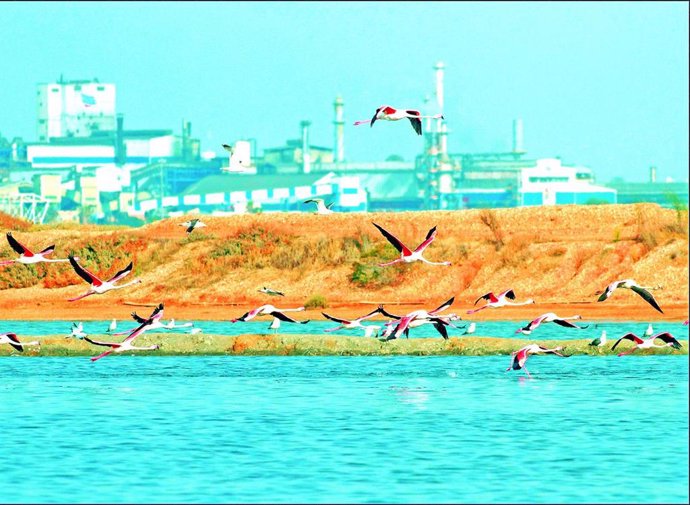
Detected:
left=512, top=118, right=525, bottom=154
left=301, top=120, right=311, bottom=174
left=649, top=165, right=657, bottom=183
left=333, top=95, right=345, bottom=162
left=115, top=113, right=125, bottom=165
left=434, top=61, right=445, bottom=113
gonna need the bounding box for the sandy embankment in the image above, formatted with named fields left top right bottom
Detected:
left=0, top=203, right=688, bottom=325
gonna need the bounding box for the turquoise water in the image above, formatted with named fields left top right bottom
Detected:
left=1, top=355, right=687, bottom=503
left=2, top=319, right=689, bottom=341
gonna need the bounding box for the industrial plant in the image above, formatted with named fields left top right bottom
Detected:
left=0, top=64, right=686, bottom=225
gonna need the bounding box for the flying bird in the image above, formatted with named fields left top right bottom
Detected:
left=222, top=144, right=234, bottom=155
left=461, top=322, right=476, bottom=335
left=506, top=344, right=571, bottom=378
left=69, top=322, right=87, bottom=339
left=0, top=332, right=40, bottom=352
left=67, top=256, right=142, bottom=302
left=1, top=232, right=74, bottom=266
left=322, top=307, right=384, bottom=333
left=180, top=218, right=207, bottom=234
left=611, top=331, right=683, bottom=356
left=304, top=198, right=334, bottom=215
left=353, top=105, right=444, bottom=135
left=516, top=312, right=589, bottom=335
left=258, top=287, right=285, bottom=297
left=378, top=297, right=461, bottom=340
left=230, top=304, right=310, bottom=324
left=83, top=304, right=164, bottom=362
left=372, top=222, right=451, bottom=267
left=467, top=289, right=535, bottom=314
left=597, top=279, right=663, bottom=313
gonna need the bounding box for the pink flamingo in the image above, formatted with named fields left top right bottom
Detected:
left=231, top=304, right=310, bottom=324
left=67, top=256, right=142, bottom=301
left=0, top=332, right=40, bottom=352
left=1, top=232, right=74, bottom=266
left=378, top=297, right=462, bottom=339
left=516, top=312, right=589, bottom=335
left=611, top=332, right=683, bottom=356
left=597, top=279, right=663, bottom=313
left=353, top=105, right=444, bottom=135
left=372, top=223, right=451, bottom=267
left=467, top=289, right=535, bottom=314
left=506, top=344, right=571, bottom=378
left=83, top=304, right=164, bottom=362
left=322, top=307, right=384, bottom=333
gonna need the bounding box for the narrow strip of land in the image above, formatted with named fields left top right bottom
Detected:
left=2, top=334, right=687, bottom=357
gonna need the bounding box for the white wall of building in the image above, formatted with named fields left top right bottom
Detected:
left=36, top=80, right=116, bottom=140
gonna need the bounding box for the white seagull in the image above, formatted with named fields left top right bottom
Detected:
left=180, top=218, right=207, bottom=234
left=304, top=198, right=334, bottom=215
left=258, top=286, right=285, bottom=297
left=589, top=330, right=607, bottom=347
left=69, top=322, right=87, bottom=339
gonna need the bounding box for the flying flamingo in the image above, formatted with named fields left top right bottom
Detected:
left=596, top=279, right=663, bottom=313
left=506, top=344, right=571, bottom=378
left=180, top=218, right=206, bottom=234
left=378, top=297, right=462, bottom=339
left=67, top=256, right=142, bottom=302
left=0, top=332, right=40, bottom=352
left=467, top=289, right=535, bottom=314
left=83, top=304, right=164, bottom=362
left=516, top=312, right=589, bottom=335
left=304, top=198, right=334, bottom=215
left=372, top=223, right=451, bottom=267
left=321, top=307, right=384, bottom=333
left=1, top=232, right=75, bottom=266
left=611, top=332, right=683, bottom=356
left=353, top=105, right=444, bottom=135
left=230, top=304, right=310, bottom=324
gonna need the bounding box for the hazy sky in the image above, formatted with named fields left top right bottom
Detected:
left=1, top=1, right=688, bottom=183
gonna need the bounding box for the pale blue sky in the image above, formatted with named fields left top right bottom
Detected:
left=1, top=1, right=688, bottom=183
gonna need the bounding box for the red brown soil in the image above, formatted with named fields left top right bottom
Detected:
left=1, top=204, right=688, bottom=323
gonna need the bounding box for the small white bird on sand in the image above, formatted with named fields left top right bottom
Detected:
left=589, top=330, right=607, bottom=347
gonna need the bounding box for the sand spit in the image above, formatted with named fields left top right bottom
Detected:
left=2, top=334, right=686, bottom=357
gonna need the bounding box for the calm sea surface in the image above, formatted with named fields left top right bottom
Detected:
left=1, top=355, right=687, bottom=503
left=3, top=319, right=689, bottom=341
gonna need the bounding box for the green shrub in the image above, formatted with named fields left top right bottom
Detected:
left=305, top=294, right=328, bottom=309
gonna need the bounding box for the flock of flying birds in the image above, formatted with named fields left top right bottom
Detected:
left=0, top=104, right=687, bottom=372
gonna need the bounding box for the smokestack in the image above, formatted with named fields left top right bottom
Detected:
left=301, top=120, right=311, bottom=174
left=115, top=113, right=125, bottom=165
left=434, top=61, right=445, bottom=113
left=333, top=95, right=345, bottom=162
left=650, top=165, right=657, bottom=183
left=512, top=118, right=525, bottom=154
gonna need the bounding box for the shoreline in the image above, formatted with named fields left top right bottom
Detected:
left=2, top=334, right=687, bottom=357
left=0, top=300, right=687, bottom=322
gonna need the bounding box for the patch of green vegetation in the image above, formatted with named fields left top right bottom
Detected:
left=305, top=294, right=328, bottom=309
